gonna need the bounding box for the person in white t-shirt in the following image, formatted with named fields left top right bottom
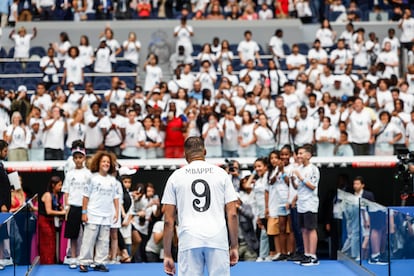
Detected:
left=315, top=116, right=337, bottom=157
left=405, top=110, right=414, bottom=151
left=40, top=46, right=61, bottom=89
left=65, top=109, right=86, bottom=159
left=78, top=151, right=120, bottom=272
left=120, top=109, right=145, bottom=159
left=173, top=16, right=194, bottom=55
left=4, top=111, right=31, bottom=161
left=294, top=106, right=317, bottom=147
left=99, top=103, right=126, bottom=157
left=122, top=32, right=141, bottom=69
left=101, top=27, right=122, bottom=64
left=329, top=39, right=352, bottom=75
left=53, top=32, right=71, bottom=62
left=9, top=26, right=37, bottom=59
left=286, top=44, right=307, bottom=81
left=202, top=113, right=223, bottom=157
left=143, top=53, right=163, bottom=93
left=399, top=8, right=414, bottom=44
left=162, top=136, right=239, bottom=276
left=84, top=101, right=104, bottom=154
left=219, top=106, right=241, bottom=158
left=315, top=19, right=336, bottom=49
left=372, top=111, right=402, bottom=156
left=43, top=105, right=67, bottom=160
left=292, top=144, right=320, bottom=266
left=62, top=46, right=84, bottom=86
left=78, top=35, right=94, bottom=68
left=62, top=142, right=91, bottom=269
left=94, top=40, right=112, bottom=73
left=237, top=30, right=263, bottom=67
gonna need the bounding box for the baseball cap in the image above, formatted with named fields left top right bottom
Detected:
left=17, top=85, right=27, bottom=92
left=71, top=146, right=86, bottom=156
left=118, top=166, right=137, bottom=176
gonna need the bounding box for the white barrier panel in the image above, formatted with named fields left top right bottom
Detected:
left=4, top=155, right=399, bottom=172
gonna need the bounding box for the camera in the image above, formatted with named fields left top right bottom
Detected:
left=224, top=159, right=236, bottom=173
left=395, top=152, right=414, bottom=182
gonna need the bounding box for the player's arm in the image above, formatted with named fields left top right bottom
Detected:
left=163, top=204, right=176, bottom=275
left=226, top=200, right=239, bottom=266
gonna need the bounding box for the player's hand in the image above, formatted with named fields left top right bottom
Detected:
left=164, top=256, right=175, bottom=275
left=229, top=247, right=239, bottom=266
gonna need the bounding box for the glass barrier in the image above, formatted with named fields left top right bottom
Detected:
left=337, top=190, right=362, bottom=263
left=360, top=198, right=389, bottom=276
left=0, top=195, right=38, bottom=276
left=388, top=207, right=414, bottom=276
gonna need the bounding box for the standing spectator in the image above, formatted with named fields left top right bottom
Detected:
left=100, top=103, right=126, bottom=157
left=122, top=32, right=141, bottom=71
left=84, top=101, right=104, bottom=154
left=120, top=109, right=145, bottom=159
left=78, top=35, right=94, bottom=69
left=376, top=41, right=399, bottom=77
left=365, top=32, right=380, bottom=68
left=0, top=140, right=11, bottom=270
left=73, top=0, right=87, bottom=21
left=315, top=116, right=337, bottom=156
left=315, top=19, right=336, bottom=49
left=269, top=29, right=286, bottom=68
left=93, top=0, right=113, bottom=19
left=38, top=176, right=65, bottom=264
left=164, top=102, right=187, bottom=158
left=330, top=38, right=353, bottom=75
left=220, top=106, right=241, bottom=158
left=8, top=0, right=18, bottom=27
left=35, top=0, right=56, bottom=20
left=406, top=110, right=414, bottom=151
left=346, top=97, right=374, bottom=155
left=4, top=111, right=31, bottom=161
left=28, top=115, right=44, bottom=161
left=307, top=39, right=328, bottom=66
left=254, top=113, right=275, bottom=157
left=286, top=44, right=307, bottom=81
left=258, top=3, right=273, bottom=20
left=9, top=26, right=37, bottom=59
left=173, top=16, right=194, bottom=56
left=0, top=0, right=12, bottom=28
left=104, top=77, right=127, bottom=108
left=100, top=27, right=122, bottom=66
left=143, top=54, right=163, bottom=93
left=264, top=59, right=287, bottom=98
left=142, top=116, right=162, bottom=159
left=206, top=2, right=224, bottom=20
left=293, top=105, right=316, bottom=147
left=65, top=109, right=86, bottom=159
left=53, top=31, right=71, bottom=62
left=162, top=136, right=238, bottom=276
left=240, top=4, right=258, bottom=20
left=43, top=105, right=67, bottom=160
left=292, top=144, right=320, bottom=266
left=78, top=151, right=119, bottom=272
left=40, top=47, right=61, bottom=90
left=18, top=0, right=34, bottom=21
left=334, top=131, right=354, bottom=156
left=272, top=107, right=295, bottom=150
left=238, top=110, right=256, bottom=157
left=202, top=113, right=223, bottom=157
left=94, top=40, right=112, bottom=73
left=352, top=32, right=368, bottom=69
left=237, top=30, right=263, bottom=67
left=372, top=111, right=402, bottom=156
left=0, top=88, right=11, bottom=124
left=61, top=46, right=84, bottom=86
left=62, top=143, right=90, bottom=269
left=137, top=0, right=151, bottom=18
left=381, top=28, right=400, bottom=56
left=399, top=8, right=414, bottom=45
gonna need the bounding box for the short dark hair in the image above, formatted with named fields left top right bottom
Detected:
left=354, top=176, right=365, bottom=184
left=184, top=136, right=205, bottom=157
left=0, top=139, right=8, bottom=151
left=300, top=144, right=313, bottom=155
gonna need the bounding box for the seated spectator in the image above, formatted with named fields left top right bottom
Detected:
left=226, top=3, right=240, bottom=20
left=18, top=0, right=34, bottom=21
left=78, top=35, right=94, bottom=68
left=93, top=0, right=113, bottom=20
left=206, top=2, right=224, bottom=20
left=275, top=0, right=289, bottom=18
left=72, top=0, right=88, bottom=21
left=295, top=0, right=313, bottom=24
left=137, top=0, right=151, bottom=19
left=237, top=30, right=263, bottom=67
left=35, top=0, right=56, bottom=20
left=258, top=3, right=273, bottom=20
left=169, top=45, right=193, bottom=73
left=9, top=26, right=37, bottom=59
left=239, top=4, right=258, bottom=20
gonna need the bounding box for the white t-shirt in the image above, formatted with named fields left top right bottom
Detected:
left=174, top=25, right=194, bottom=54
left=237, top=40, right=260, bottom=64
left=84, top=113, right=103, bottom=149
left=64, top=57, right=84, bottom=85
left=399, top=17, right=414, bottom=43
left=294, top=117, right=317, bottom=146
left=144, top=65, right=163, bottom=92
left=253, top=173, right=267, bottom=218
left=269, top=36, right=285, bottom=58
left=308, top=48, right=328, bottom=62
left=62, top=167, right=92, bottom=207
left=43, top=119, right=66, bottom=150
left=94, top=47, right=112, bottom=73
left=124, top=121, right=145, bottom=147
left=12, top=34, right=33, bottom=58
left=39, top=56, right=61, bottom=83
left=295, top=163, right=320, bottom=213
left=286, top=53, right=307, bottom=80
left=347, top=109, right=372, bottom=144
left=78, top=45, right=94, bottom=67
left=219, top=117, right=241, bottom=151
left=330, top=48, right=352, bottom=74
left=315, top=28, right=334, bottom=48
left=202, top=123, right=223, bottom=146
left=31, top=93, right=52, bottom=118
left=145, top=220, right=164, bottom=254
left=105, top=38, right=121, bottom=63
left=123, top=40, right=141, bottom=65
left=83, top=173, right=120, bottom=225
left=104, top=89, right=127, bottom=107
left=272, top=118, right=294, bottom=147
left=5, top=125, right=31, bottom=149
left=66, top=119, right=86, bottom=148
left=254, top=126, right=275, bottom=148
left=161, top=160, right=237, bottom=251
left=99, top=115, right=127, bottom=147
left=57, top=41, right=71, bottom=61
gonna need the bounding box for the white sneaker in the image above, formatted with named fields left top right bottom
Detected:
left=264, top=255, right=273, bottom=262
left=256, top=257, right=265, bottom=262
left=63, top=256, right=72, bottom=265
left=69, top=263, right=77, bottom=269
left=271, top=253, right=281, bottom=261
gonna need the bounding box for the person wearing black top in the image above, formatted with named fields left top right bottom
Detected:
left=0, top=140, right=11, bottom=270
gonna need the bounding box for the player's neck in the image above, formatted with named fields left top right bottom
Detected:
left=188, top=155, right=205, bottom=162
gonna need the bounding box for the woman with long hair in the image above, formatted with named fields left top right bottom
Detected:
left=38, top=176, right=65, bottom=264
left=238, top=110, right=256, bottom=157
left=4, top=111, right=31, bottom=161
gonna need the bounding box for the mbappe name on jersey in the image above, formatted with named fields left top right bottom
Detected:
left=185, top=167, right=214, bottom=174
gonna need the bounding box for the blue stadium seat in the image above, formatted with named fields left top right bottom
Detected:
left=7, top=47, right=15, bottom=58
left=29, top=46, right=46, bottom=58
left=0, top=48, right=7, bottom=58
left=93, top=76, right=112, bottom=90
left=0, top=78, right=17, bottom=91
left=297, top=43, right=310, bottom=55
left=229, top=44, right=239, bottom=55
left=192, top=44, right=202, bottom=56
left=3, top=62, right=23, bottom=74
left=25, top=61, right=42, bottom=73
left=119, top=76, right=136, bottom=89
left=279, top=59, right=287, bottom=71
left=23, top=77, right=42, bottom=91
left=328, top=11, right=343, bottom=22
left=282, top=44, right=291, bottom=55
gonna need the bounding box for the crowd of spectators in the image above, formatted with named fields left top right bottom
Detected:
left=0, top=0, right=413, bottom=24
left=0, top=2, right=414, bottom=161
